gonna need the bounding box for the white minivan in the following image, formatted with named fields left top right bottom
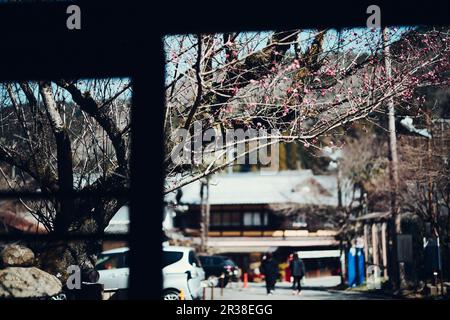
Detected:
left=162, top=246, right=205, bottom=300
left=96, top=246, right=205, bottom=300
left=96, top=247, right=130, bottom=291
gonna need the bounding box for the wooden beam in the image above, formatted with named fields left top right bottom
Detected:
left=381, top=222, right=389, bottom=280
left=371, top=223, right=380, bottom=267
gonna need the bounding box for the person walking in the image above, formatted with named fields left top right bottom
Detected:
left=260, top=253, right=278, bottom=295
left=289, top=253, right=305, bottom=295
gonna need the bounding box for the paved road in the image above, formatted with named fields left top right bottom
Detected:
left=205, top=276, right=390, bottom=300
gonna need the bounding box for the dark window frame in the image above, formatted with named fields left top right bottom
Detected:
left=0, top=1, right=444, bottom=300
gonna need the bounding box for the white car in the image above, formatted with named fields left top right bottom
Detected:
left=96, top=246, right=205, bottom=300
left=96, top=247, right=130, bottom=291
left=162, top=246, right=205, bottom=300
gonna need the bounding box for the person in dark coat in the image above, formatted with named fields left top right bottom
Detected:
left=260, top=253, right=278, bottom=295
left=289, top=253, right=305, bottom=294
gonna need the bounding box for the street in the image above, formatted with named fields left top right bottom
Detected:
left=204, top=276, right=391, bottom=300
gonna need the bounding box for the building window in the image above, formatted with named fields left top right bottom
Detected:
left=230, top=212, right=241, bottom=226
left=253, top=213, right=261, bottom=226
left=292, top=213, right=307, bottom=228
left=221, top=212, right=241, bottom=226
left=211, top=213, right=221, bottom=226
left=222, top=212, right=231, bottom=226
left=263, top=212, right=269, bottom=226
left=243, top=212, right=268, bottom=227
left=211, top=212, right=268, bottom=227
left=243, top=212, right=253, bottom=226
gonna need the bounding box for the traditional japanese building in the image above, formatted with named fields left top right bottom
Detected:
left=167, top=170, right=360, bottom=279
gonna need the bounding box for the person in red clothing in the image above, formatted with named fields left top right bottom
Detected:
left=285, top=254, right=293, bottom=282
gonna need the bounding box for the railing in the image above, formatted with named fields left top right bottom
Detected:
left=207, top=230, right=338, bottom=237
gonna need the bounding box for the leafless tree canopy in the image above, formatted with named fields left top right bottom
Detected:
left=164, top=28, right=449, bottom=192
left=398, top=120, right=450, bottom=242
left=0, top=79, right=131, bottom=234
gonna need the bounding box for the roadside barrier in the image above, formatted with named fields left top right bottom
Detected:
left=179, top=289, right=185, bottom=300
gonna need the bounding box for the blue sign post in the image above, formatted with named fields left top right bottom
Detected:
left=347, top=247, right=365, bottom=287
left=347, top=248, right=357, bottom=287
left=357, top=248, right=365, bottom=285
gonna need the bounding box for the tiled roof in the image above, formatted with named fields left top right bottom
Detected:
left=105, top=205, right=129, bottom=234
left=0, top=201, right=47, bottom=234
left=169, top=170, right=357, bottom=207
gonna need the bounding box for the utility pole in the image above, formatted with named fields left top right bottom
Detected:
left=200, top=177, right=210, bottom=253
left=383, top=27, right=406, bottom=291
left=205, top=178, right=210, bottom=253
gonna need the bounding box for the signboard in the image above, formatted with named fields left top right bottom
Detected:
left=297, top=250, right=341, bottom=259
left=397, top=234, right=413, bottom=263
left=424, top=237, right=441, bottom=276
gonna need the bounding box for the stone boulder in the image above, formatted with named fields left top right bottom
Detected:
left=1, top=245, right=35, bottom=267
left=0, top=267, right=62, bottom=299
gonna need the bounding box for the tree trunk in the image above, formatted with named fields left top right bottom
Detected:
left=36, top=238, right=102, bottom=284
left=34, top=197, right=125, bottom=283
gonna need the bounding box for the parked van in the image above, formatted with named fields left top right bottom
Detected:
left=96, top=246, right=205, bottom=300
